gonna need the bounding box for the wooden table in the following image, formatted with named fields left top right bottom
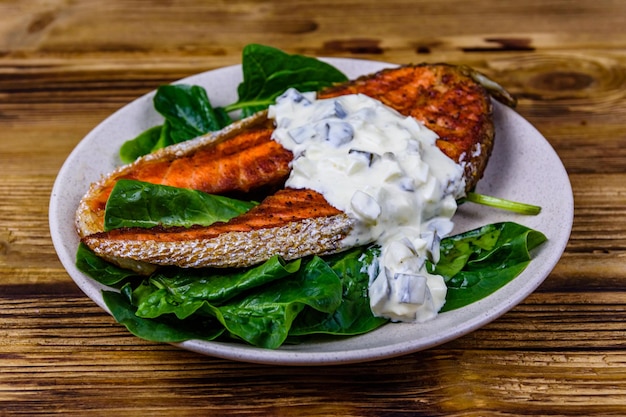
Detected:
left=2, top=1, right=625, bottom=415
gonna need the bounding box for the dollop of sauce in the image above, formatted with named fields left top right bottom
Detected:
left=268, top=89, right=466, bottom=322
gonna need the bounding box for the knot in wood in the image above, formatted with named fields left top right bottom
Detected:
left=530, top=71, right=594, bottom=92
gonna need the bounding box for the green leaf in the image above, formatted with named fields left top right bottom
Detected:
left=119, top=124, right=164, bottom=164
left=154, top=84, right=232, bottom=142
left=75, top=243, right=140, bottom=286
left=227, top=44, right=348, bottom=117
left=149, top=119, right=175, bottom=151
left=103, top=179, right=257, bottom=231
left=118, top=85, right=232, bottom=162
left=133, top=256, right=302, bottom=319
left=428, top=222, right=548, bottom=312
left=102, top=289, right=224, bottom=343
left=203, top=256, right=343, bottom=349
left=289, top=247, right=388, bottom=337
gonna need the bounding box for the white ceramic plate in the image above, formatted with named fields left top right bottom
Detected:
left=49, top=58, right=573, bottom=366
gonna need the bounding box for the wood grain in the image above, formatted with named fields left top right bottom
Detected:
left=2, top=0, right=626, bottom=415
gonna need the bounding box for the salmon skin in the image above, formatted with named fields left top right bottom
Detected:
left=77, top=63, right=509, bottom=272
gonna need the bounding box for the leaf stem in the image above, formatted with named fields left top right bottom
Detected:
left=464, top=192, right=541, bottom=215
left=223, top=99, right=273, bottom=113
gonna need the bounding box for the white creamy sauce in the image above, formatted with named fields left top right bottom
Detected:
left=268, top=89, right=466, bottom=322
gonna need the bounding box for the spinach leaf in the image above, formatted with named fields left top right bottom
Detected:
left=119, top=85, right=231, bottom=162
left=97, top=248, right=383, bottom=349
left=289, top=246, right=388, bottom=337
left=103, top=287, right=224, bottom=343
left=227, top=44, right=348, bottom=117
left=203, top=256, right=343, bottom=349
left=429, top=222, right=547, bottom=312
left=119, top=124, right=164, bottom=164
left=132, top=256, right=302, bottom=319
left=76, top=242, right=140, bottom=286
left=153, top=84, right=232, bottom=142
left=104, top=179, right=257, bottom=231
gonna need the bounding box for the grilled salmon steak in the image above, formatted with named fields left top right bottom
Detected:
left=77, top=63, right=511, bottom=272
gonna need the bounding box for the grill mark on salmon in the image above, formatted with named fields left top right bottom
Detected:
left=77, top=63, right=507, bottom=272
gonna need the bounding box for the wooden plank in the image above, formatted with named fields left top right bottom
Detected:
left=2, top=294, right=626, bottom=415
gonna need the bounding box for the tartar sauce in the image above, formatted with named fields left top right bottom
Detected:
left=268, top=89, right=466, bottom=322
